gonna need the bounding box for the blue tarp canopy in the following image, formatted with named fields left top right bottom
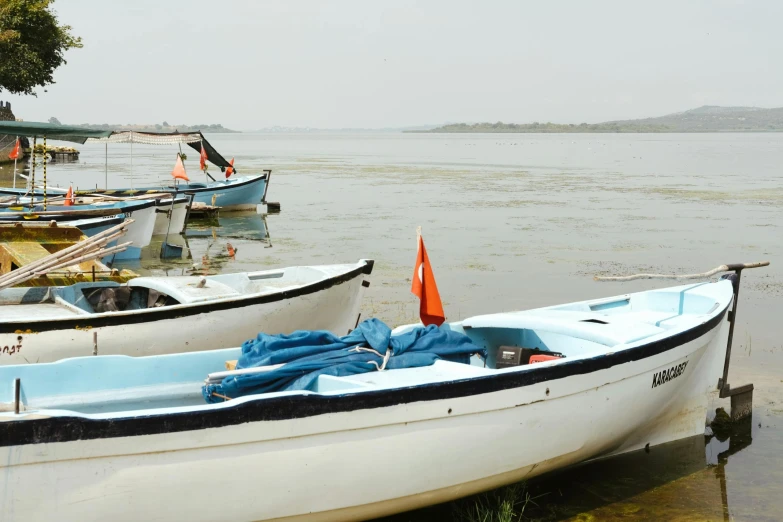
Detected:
left=202, top=319, right=484, bottom=403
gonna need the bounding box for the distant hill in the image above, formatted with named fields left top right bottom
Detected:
left=414, top=106, right=783, bottom=133
left=249, top=124, right=438, bottom=133
left=71, top=122, right=239, bottom=134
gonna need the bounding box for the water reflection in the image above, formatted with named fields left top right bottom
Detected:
left=376, top=417, right=755, bottom=522
left=184, top=210, right=270, bottom=242
left=112, top=211, right=272, bottom=277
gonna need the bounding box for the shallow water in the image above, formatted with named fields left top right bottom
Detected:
left=2, top=132, right=780, bottom=520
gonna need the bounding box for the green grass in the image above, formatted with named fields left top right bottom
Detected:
left=452, top=484, right=546, bottom=522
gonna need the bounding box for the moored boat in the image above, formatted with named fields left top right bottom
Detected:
left=0, top=259, right=373, bottom=365
left=0, top=223, right=137, bottom=286
left=0, top=122, right=272, bottom=213
left=96, top=173, right=270, bottom=211
left=0, top=199, right=159, bottom=261
left=0, top=276, right=748, bottom=522
left=6, top=193, right=192, bottom=237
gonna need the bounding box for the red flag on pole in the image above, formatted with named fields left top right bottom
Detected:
left=8, top=138, right=21, bottom=160
left=411, top=229, right=445, bottom=326
left=199, top=143, right=208, bottom=171
left=171, top=155, right=189, bottom=182
left=225, top=158, right=235, bottom=179
left=64, top=186, right=74, bottom=206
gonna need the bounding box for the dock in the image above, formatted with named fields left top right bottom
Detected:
left=188, top=202, right=221, bottom=220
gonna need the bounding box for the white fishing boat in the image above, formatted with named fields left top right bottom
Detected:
left=0, top=259, right=373, bottom=365
left=0, top=272, right=759, bottom=522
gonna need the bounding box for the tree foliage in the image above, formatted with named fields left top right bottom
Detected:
left=0, top=0, right=82, bottom=95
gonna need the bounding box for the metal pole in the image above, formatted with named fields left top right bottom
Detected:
left=105, top=142, right=108, bottom=190
left=130, top=134, right=134, bottom=190
left=29, top=137, right=36, bottom=196
left=202, top=139, right=206, bottom=183
left=719, top=269, right=742, bottom=394
left=12, top=135, right=18, bottom=189
left=43, top=136, right=47, bottom=210
left=14, top=378, right=20, bottom=414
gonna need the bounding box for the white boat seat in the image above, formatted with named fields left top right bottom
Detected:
left=463, top=312, right=666, bottom=347
left=345, top=360, right=493, bottom=389
left=128, top=276, right=241, bottom=304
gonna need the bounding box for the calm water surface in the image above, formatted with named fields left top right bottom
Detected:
left=2, top=132, right=780, bottom=520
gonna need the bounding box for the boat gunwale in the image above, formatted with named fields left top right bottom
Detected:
left=98, top=173, right=267, bottom=196
left=0, top=260, right=374, bottom=332
left=173, top=174, right=267, bottom=195
left=0, top=173, right=267, bottom=198
left=0, top=302, right=728, bottom=447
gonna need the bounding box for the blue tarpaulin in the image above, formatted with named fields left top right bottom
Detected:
left=202, top=318, right=484, bottom=403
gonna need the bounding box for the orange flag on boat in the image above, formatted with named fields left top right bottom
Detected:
left=225, top=158, right=234, bottom=179
left=64, top=186, right=74, bottom=206
left=8, top=138, right=21, bottom=160
left=199, top=143, right=208, bottom=171
left=171, top=154, right=189, bottom=182
left=411, top=230, right=445, bottom=326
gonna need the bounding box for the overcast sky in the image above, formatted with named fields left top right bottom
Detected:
left=3, top=0, right=783, bottom=130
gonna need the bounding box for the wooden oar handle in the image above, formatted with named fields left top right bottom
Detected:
left=595, top=261, right=770, bottom=282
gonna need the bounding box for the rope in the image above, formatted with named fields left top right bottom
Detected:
left=351, top=346, right=393, bottom=371
left=43, top=136, right=47, bottom=211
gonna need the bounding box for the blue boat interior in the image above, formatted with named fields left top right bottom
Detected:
left=0, top=280, right=733, bottom=418
left=0, top=265, right=351, bottom=316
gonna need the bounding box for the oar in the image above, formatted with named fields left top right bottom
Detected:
left=594, top=261, right=770, bottom=281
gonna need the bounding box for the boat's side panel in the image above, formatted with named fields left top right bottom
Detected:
left=107, top=206, right=156, bottom=260
left=605, top=311, right=731, bottom=456
left=0, top=273, right=366, bottom=365
left=0, top=316, right=727, bottom=522
left=152, top=201, right=188, bottom=235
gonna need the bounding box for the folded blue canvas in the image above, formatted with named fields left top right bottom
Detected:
left=203, top=318, right=484, bottom=403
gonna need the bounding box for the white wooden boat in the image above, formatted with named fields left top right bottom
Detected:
left=0, top=277, right=746, bottom=521
left=0, top=259, right=373, bottom=365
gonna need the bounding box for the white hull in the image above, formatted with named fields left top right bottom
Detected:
left=152, top=200, right=188, bottom=235
left=0, top=271, right=368, bottom=365
left=111, top=205, right=156, bottom=260
left=0, top=300, right=730, bottom=522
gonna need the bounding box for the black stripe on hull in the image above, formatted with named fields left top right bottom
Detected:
left=0, top=304, right=727, bottom=447
left=0, top=261, right=374, bottom=334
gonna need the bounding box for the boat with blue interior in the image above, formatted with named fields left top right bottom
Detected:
left=0, top=267, right=764, bottom=522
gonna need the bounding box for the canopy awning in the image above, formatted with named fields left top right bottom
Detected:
left=88, top=130, right=235, bottom=172
left=0, top=121, right=113, bottom=144
left=0, top=123, right=235, bottom=172
left=87, top=131, right=202, bottom=145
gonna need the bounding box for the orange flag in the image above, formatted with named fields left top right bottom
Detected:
left=171, top=155, right=189, bottom=182
left=225, top=158, right=234, bottom=179
left=199, top=143, right=208, bottom=171
left=8, top=138, right=21, bottom=160
left=64, top=186, right=74, bottom=206
left=411, top=231, right=445, bottom=326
